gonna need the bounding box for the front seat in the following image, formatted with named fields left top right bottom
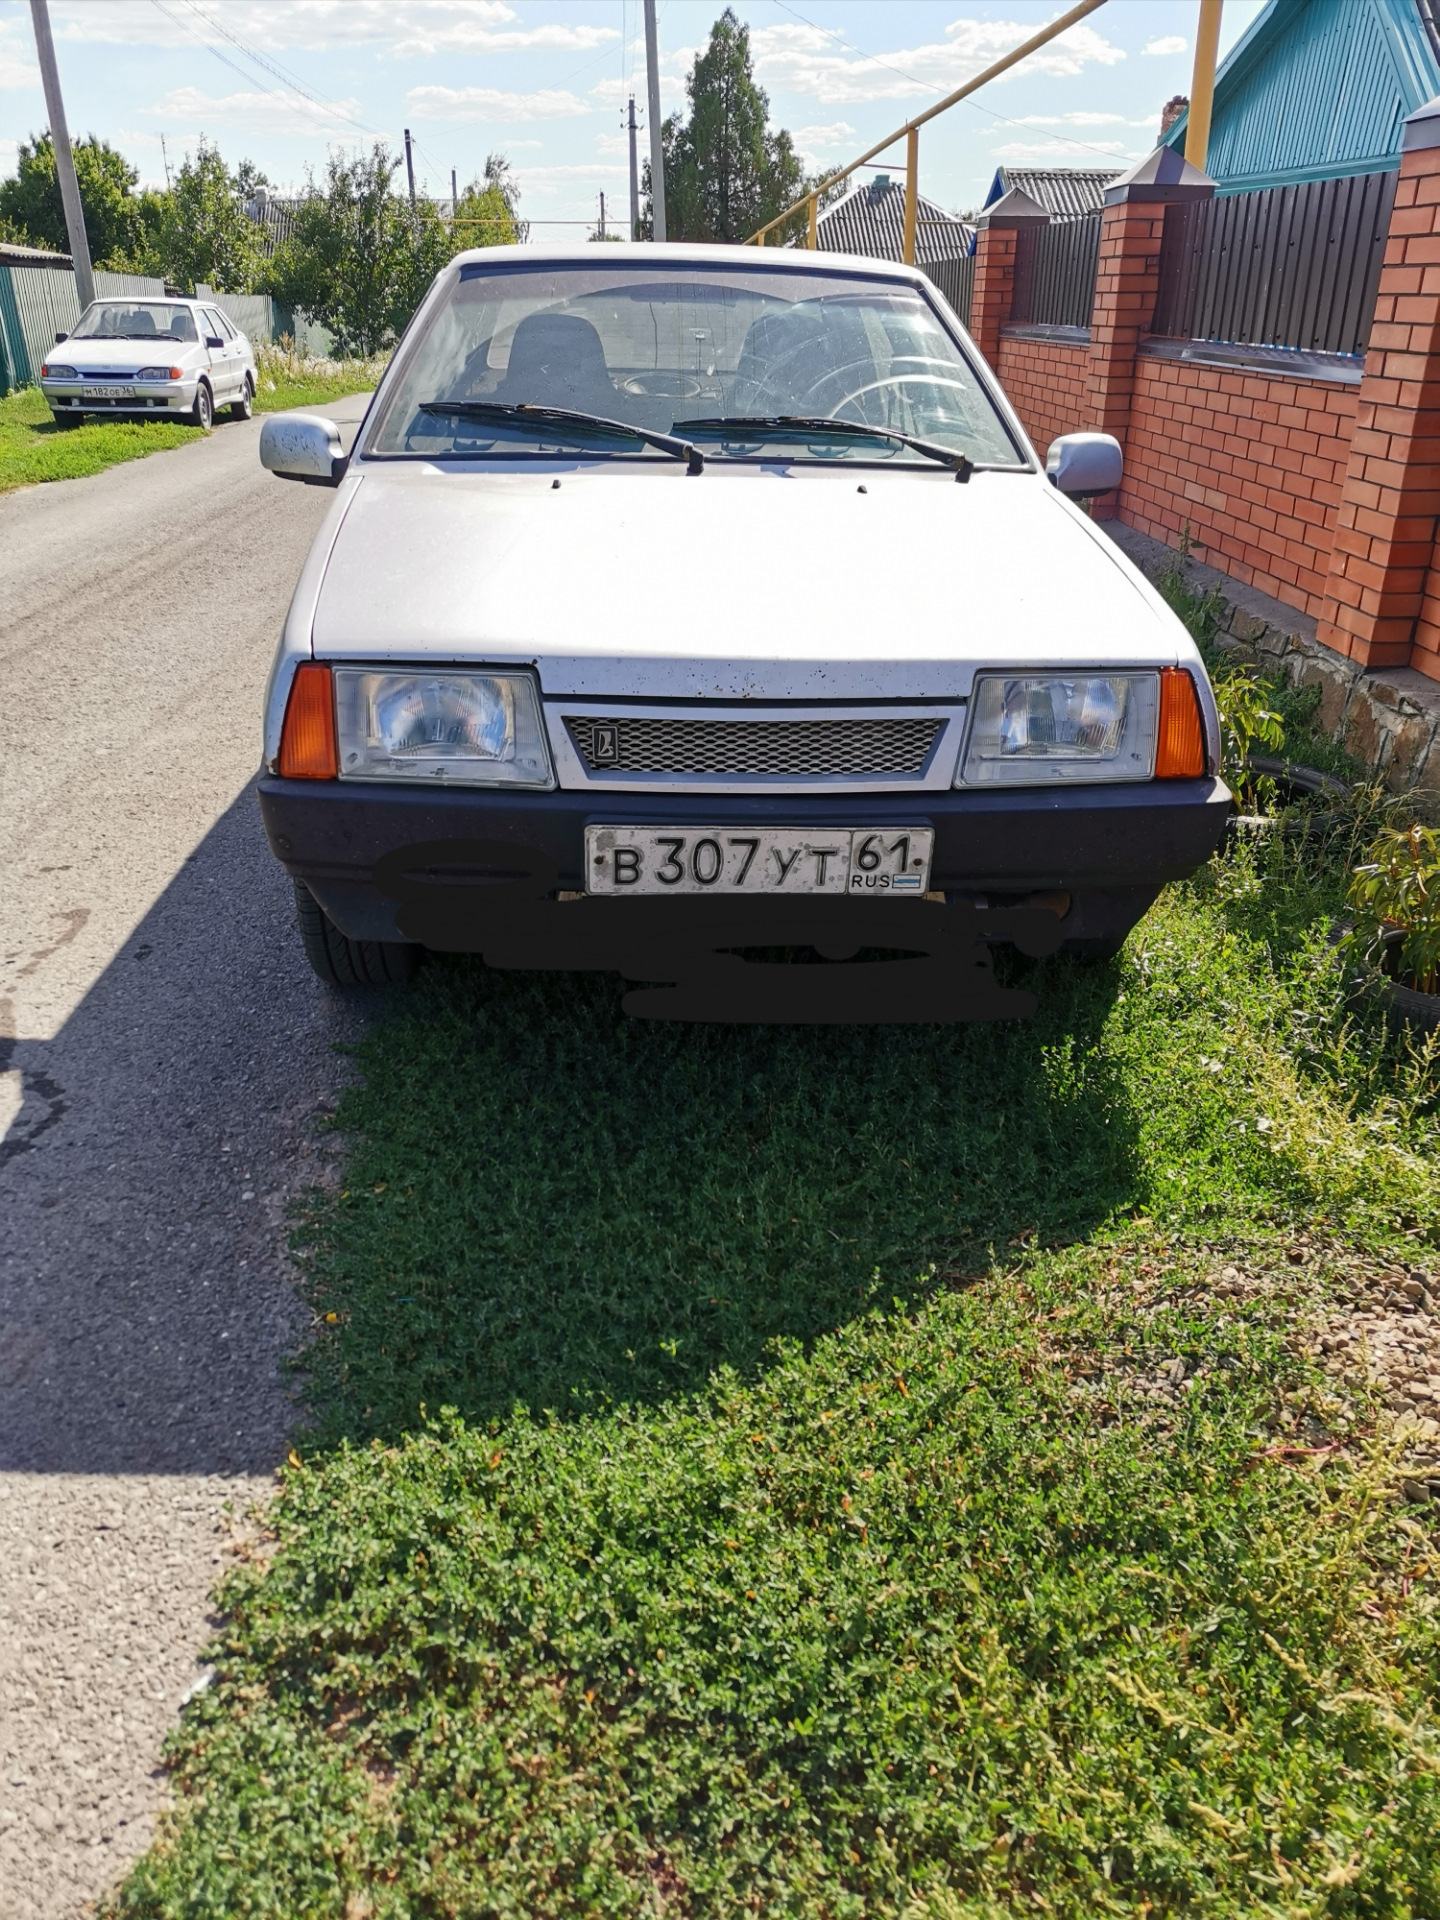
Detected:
left=496, top=312, right=618, bottom=416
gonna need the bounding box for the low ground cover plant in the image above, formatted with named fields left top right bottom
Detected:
left=1348, top=823, right=1440, bottom=996
left=0, top=383, right=202, bottom=493
left=109, top=807, right=1440, bottom=1918
left=253, top=340, right=389, bottom=414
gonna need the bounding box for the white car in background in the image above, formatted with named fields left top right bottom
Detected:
left=39, top=295, right=256, bottom=431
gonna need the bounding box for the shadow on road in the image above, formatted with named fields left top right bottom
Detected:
left=0, top=781, right=381, bottom=1475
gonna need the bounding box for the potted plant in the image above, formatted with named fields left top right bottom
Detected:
left=1346, top=823, right=1440, bottom=1030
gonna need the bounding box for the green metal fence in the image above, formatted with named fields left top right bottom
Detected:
left=0, top=266, right=167, bottom=394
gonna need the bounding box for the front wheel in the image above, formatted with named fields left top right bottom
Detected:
left=293, top=881, right=422, bottom=988
left=230, top=375, right=254, bottom=421
left=190, top=382, right=213, bottom=431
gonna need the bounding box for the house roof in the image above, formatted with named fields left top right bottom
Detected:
left=1162, top=0, right=1440, bottom=192
left=815, top=175, right=973, bottom=266
left=0, top=241, right=71, bottom=269
left=983, top=166, right=1121, bottom=220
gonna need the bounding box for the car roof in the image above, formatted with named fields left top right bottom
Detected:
left=444, top=239, right=933, bottom=289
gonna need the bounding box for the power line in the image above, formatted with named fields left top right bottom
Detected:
left=147, top=0, right=367, bottom=140
left=179, top=0, right=384, bottom=139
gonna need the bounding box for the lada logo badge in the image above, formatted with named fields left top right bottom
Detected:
left=591, top=723, right=619, bottom=765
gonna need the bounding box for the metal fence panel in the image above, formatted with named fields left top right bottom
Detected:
left=926, top=254, right=974, bottom=329
left=1010, top=215, right=1101, bottom=330
left=0, top=264, right=166, bottom=389
left=1150, top=170, right=1396, bottom=355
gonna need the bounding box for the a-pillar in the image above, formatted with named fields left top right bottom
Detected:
left=1084, top=146, right=1213, bottom=517
left=969, top=186, right=1048, bottom=373
left=1319, top=99, right=1440, bottom=677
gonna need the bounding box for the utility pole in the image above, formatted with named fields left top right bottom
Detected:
left=28, top=0, right=94, bottom=309
left=643, top=0, right=666, bottom=242
left=160, top=133, right=171, bottom=190
left=403, top=128, right=417, bottom=208
left=627, top=96, right=640, bottom=240
left=1184, top=0, right=1224, bottom=172
left=599, top=191, right=607, bottom=240
left=451, top=166, right=458, bottom=222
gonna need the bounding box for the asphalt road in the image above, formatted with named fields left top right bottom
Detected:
left=0, top=396, right=374, bottom=1919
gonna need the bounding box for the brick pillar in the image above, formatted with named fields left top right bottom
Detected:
left=970, top=186, right=1048, bottom=372
left=1319, top=100, right=1440, bottom=676
left=1084, top=149, right=1214, bottom=516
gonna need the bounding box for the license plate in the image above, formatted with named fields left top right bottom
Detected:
left=585, top=826, right=933, bottom=897
left=82, top=385, right=134, bottom=399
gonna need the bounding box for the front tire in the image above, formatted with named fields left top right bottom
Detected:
left=190, top=382, right=213, bottom=431
left=230, top=375, right=254, bottom=421
left=293, top=881, right=422, bottom=988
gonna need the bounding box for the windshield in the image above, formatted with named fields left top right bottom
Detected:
left=367, top=263, right=1024, bottom=467
left=71, top=302, right=199, bottom=343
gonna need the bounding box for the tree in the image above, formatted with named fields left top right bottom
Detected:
left=269, top=143, right=456, bottom=357
left=157, top=139, right=262, bottom=293
left=451, top=159, right=520, bottom=251
left=643, top=9, right=807, bottom=244
left=0, top=131, right=150, bottom=266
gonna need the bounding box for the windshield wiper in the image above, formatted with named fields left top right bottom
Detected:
left=674, top=415, right=972, bottom=480
left=418, top=400, right=703, bottom=474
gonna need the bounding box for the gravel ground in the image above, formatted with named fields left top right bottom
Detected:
left=0, top=397, right=379, bottom=1917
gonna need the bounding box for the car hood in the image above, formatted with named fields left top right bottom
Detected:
left=51, top=339, right=201, bottom=370
left=310, top=461, right=1188, bottom=701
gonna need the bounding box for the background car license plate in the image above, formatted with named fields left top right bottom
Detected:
left=83, top=385, right=133, bottom=399
left=585, top=826, right=933, bottom=896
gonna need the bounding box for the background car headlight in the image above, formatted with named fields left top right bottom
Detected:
left=957, top=673, right=1159, bottom=786
left=137, top=365, right=184, bottom=381
left=41, top=364, right=76, bottom=379
left=333, top=667, right=553, bottom=787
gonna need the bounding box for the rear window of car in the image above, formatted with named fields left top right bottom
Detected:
left=366, top=262, right=1026, bottom=468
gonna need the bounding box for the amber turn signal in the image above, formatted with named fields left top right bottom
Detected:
left=278, top=662, right=338, bottom=779
left=1155, top=667, right=1205, bottom=778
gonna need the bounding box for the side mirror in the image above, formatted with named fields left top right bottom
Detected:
left=1046, top=432, right=1123, bottom=500
left=54, top=330, right=68, bottom=344
left=205, top=334, right=225, bottom=349
left=259, top=412, right=349, bottom=487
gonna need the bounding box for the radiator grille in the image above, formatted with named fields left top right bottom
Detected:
left=567, top=714, right=942, bottom=778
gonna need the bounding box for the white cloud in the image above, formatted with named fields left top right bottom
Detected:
left=48, top=1, right=528, bottom=52
left=405, top=85, right=591, bottom=124
left=749, top=16, right=1124, bottom=108
left=393, top=22, right=618, bottom=57
left=0, top=45, right=40, bottom=91
left=793, top=121, right=856, bottom=150
left=1142, top=36, right=1189, bottom=57
left=140, top=85, right=364, bottom=138
left=515, top=162, right=628, bottom=199
left=1008, top=111, right=1132, bottom=127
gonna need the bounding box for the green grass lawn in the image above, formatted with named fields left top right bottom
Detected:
left=253, top=345, right=387, bottom=415
left=0, top=383, right=204, bottom=493
left=109, top=826, right=1440, bottom=1919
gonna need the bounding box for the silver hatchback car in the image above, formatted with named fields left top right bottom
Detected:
left=39, top=295, right=257, bottom=431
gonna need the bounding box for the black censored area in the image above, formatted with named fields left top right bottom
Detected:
left=373, top=839, right=1066, bottom=1023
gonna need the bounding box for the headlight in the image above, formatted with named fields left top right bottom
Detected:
left=957, top=673, right=1159, bottom=786
left=333, top=667, right=553, bottom=787
left=42, top=364, right=76, bottom=379
left=137, top=365, right=183, bottom=381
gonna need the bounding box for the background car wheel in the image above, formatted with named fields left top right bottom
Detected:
left=49, top=412, right=83, bottom=430
left=190, top=382, right=213, bottom=431
left=230, top=376, right=254, bottom=421
left=293, top=880, right=423, bottom=988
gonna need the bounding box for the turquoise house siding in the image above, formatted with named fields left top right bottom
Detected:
left=1163, top=0, right=1440, bottom=192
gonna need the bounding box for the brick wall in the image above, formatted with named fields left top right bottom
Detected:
left=995, top=335, right=1090, bottom=465
left=1119, top=356, right=1358, bottom=620
left=994, top=339, right=1359, bottom=621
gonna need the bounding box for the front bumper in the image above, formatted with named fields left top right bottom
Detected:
left=258, top=774, right=1231, bottom=946
left=43, top=379, right=199, bottom=415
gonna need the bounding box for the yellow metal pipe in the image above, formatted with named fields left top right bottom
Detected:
left=902, top=128, right=919, bottom=266
left=744, top=0, right=1107, bottom=244
left=1184, top=0, right=1224, bottom=172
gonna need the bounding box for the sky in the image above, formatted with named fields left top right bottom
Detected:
left=0, top=0, right=1268, bottom=229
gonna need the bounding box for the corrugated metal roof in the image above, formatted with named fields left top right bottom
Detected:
left=984, top=167, right=1121, bottom=220
left=0, top=242, right=71, bottom=269
left=1163, top=0, right=1440, bottom=192
left=815, top=176, right=973, bottom=265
